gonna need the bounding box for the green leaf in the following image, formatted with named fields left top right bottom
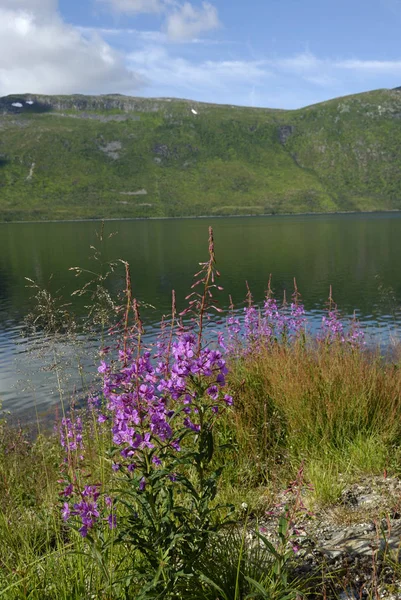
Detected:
left=244, top=578, right=268, bottom=598
left=252, top=530, right=281, bottom=560
left=199, top=573, right=230, bottom=600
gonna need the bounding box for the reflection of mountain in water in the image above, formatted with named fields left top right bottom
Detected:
left=0, top=263, right=10, bottom=303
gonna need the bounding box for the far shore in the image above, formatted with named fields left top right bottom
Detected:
left=2, top=208, right=401, bottom=225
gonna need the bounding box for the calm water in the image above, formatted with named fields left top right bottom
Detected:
left=1, top=213, right=401, bottom=421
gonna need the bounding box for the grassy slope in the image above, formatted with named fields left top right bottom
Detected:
left=0, top=89, right=401, bottom=221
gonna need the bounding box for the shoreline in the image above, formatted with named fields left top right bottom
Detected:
left=2, top=208, right=401, bottom=225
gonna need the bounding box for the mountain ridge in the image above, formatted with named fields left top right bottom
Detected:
left=1, top=88, right=401, bottom=221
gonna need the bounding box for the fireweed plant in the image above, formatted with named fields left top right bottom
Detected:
left=56, top=228, right=368, bottom=597
left=59, top=228, right=235, bottom=597
left=226, top=277, right=364, bottom=354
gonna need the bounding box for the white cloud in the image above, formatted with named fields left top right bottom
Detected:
left=334, top=58, right=401, bottom=73
left=128, top=46, right=269, bottom=98
left=166, top=2, right=219, bottom=40
left=260, top=51, right=401, bottom=95
left=0, top=0, right=56, bottom=13
left=96, top=0, right=220, bottom=42
left=78, top=25, right=169, bottom=45
left=304, top=74, right=339, bottom=88
left=78, top=25, right=229, bottom=46
left=272, top=52, right=321, bottom=72
left=268, top=52, right=401, bottom=79
left=96, top=0, right=164, bottom=15
left=127, top=43, right=401, bottom=108
left=0, top=4, right=141, bottom=96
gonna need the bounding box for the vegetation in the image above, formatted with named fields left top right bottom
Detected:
left=2, top=228, right=401, bottom=597
left=1, top=88, right=401, bottom=221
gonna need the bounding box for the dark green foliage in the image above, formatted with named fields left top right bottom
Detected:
left=2, top=89, right=401, bottom=221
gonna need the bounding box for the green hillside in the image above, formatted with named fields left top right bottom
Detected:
left=1, top=89, right=401, bottom=221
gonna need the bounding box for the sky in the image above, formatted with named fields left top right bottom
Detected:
left=2, top=0, right=401, bottom=109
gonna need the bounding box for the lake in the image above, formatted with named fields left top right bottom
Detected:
left=1, top=213, right=401, bottom=421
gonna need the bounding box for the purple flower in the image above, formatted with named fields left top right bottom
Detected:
left=217, top=332, right=227, bottom=351
left=171, top=440, right=181, bottom=452
left=82, top=485, right=100, bottom=501
left=184, top=417, right=201, bottom=432
left=98, top=361, right=108, bottom=374
left=94, top=313, right=232, bottom=486
left=79, top=525, right=88, bottom=537
left=223, top=395, right=233, bottom=406
left=207, top=385, right=219, bottom=400
left=108, top=514, right=117, bottom=530
left=62, top=483, right=74, bottom=497
left=59, top=417, right=84, bottom=453
left=73, top=499, right=100, bottom=533
left=140, top=433, right=155, bottom=450
left=62, top=502, right=71, bottom=522
left=347, top=319, right=365, bottom=347
left=88, top=395, right=100, bottom=408
left=321, top=310, right=345, bottom=343
left=216, top=373, right=226, bottom=387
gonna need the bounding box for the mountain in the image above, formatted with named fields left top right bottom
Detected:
left=1, top=89, right=401, bottom=221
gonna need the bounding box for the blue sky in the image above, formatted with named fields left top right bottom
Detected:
left=2, top=0, right=401, bottom=108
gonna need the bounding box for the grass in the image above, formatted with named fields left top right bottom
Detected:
left=2, top=336, right=401, bottom=597
left=1, top=88, right=401, bottom=220
left=227, top=340, right=401, bottom=506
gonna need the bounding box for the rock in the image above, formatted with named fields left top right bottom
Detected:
left=278, top=125, right=295, bottom=144
left=119, top=189, right=147, bottom=196
left=153, top=144, right=170, bottom=157
left=99, top=141, right=122, bottom=160
left=0, top=94, right=202, bottom=115
left=248, top=475, right=401, bottom=597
